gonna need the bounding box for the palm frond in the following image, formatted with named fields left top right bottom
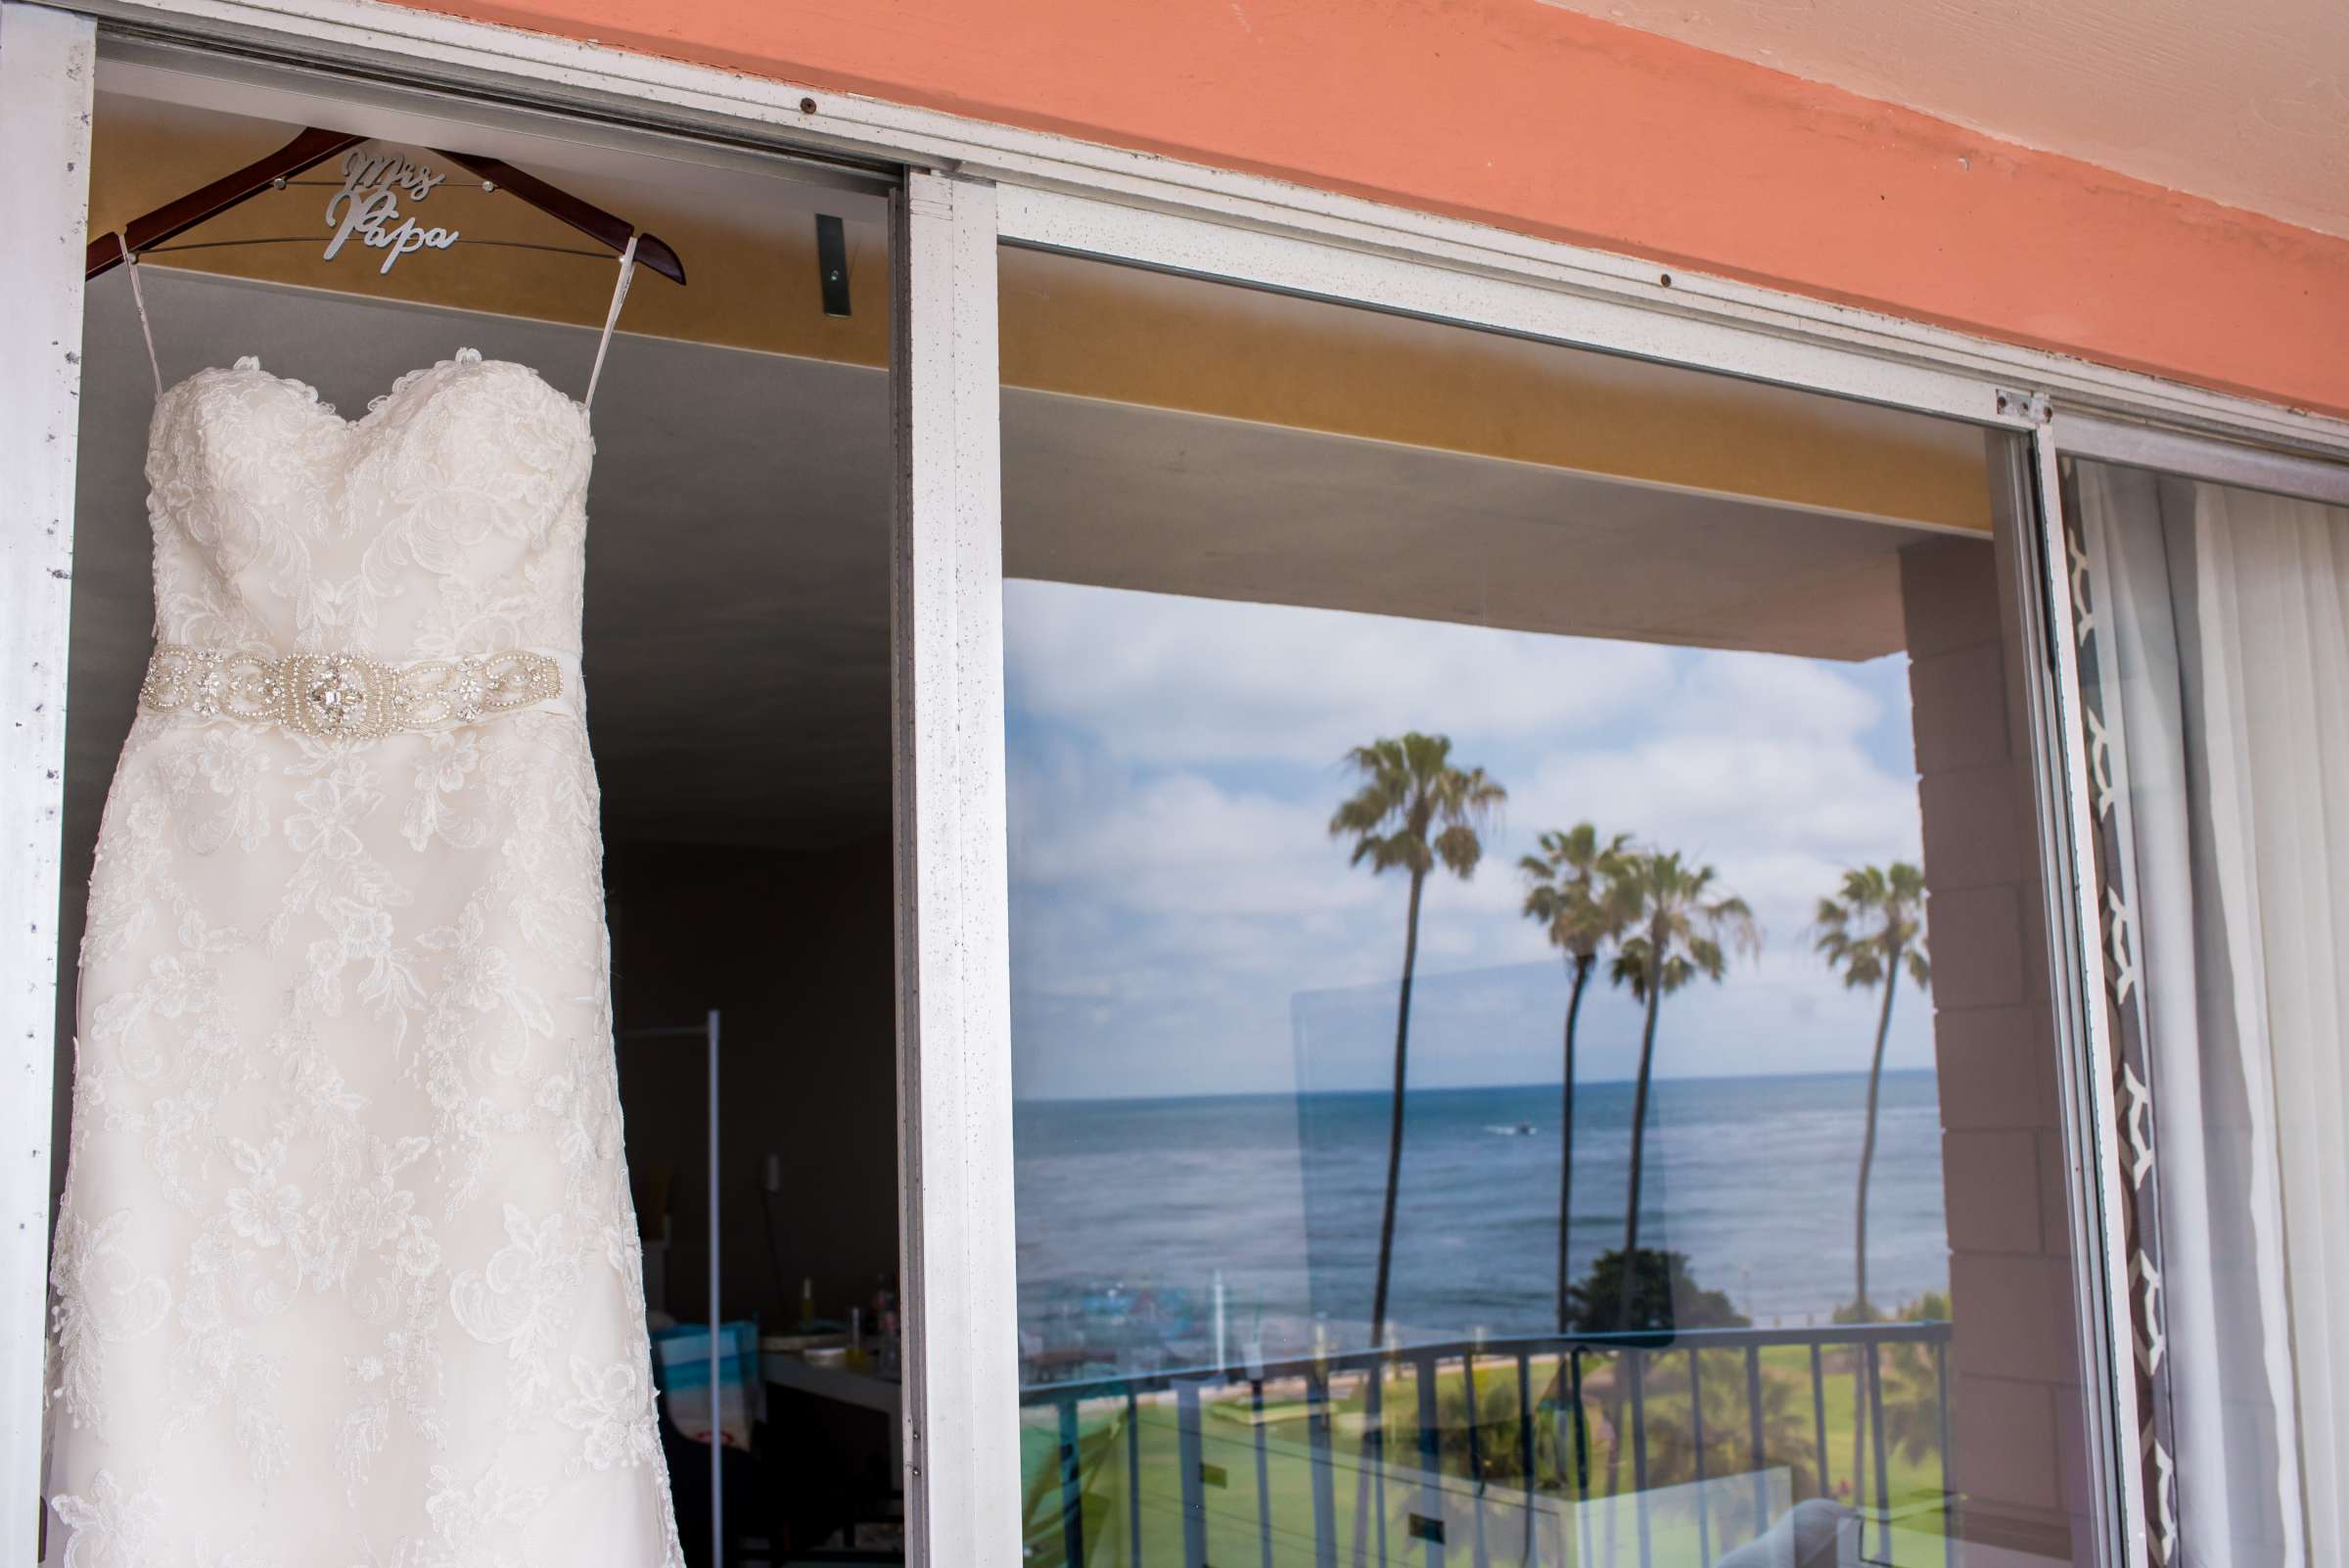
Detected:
left=1602, top=849, right=1754, bottom=1000
left=1521, top=821, right=1638, bottom=964
left=1811, top=859, right=1932, bottom=993
left=1330, top=731, right=1504, bottom=898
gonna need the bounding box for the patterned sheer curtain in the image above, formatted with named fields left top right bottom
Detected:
left=2070, top=462, right=2349, bottom=1568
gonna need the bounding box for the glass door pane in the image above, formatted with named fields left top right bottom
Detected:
left=2061, top=451, right=2349, bottom=1567
left=997, top=246, right=2113, bottom=1567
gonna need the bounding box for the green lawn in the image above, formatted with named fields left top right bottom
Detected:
left=1019, top=1347, right=1954, bottom=1568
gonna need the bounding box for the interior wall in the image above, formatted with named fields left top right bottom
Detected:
left=608, top=838, right=900, bottom=1331
left=377, top=0, right=2349, bottom=417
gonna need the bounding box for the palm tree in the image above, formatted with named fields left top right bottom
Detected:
left=1330, top=732, right=1505, bottom=1351
left=1816, top=863, right=1929, bottom=1545
left=1520, top=824, right=1635, bottom=1334
left=1607, top=850, right=1759, bottom=1331
left=1813, top=863, right=1930, bottom=1319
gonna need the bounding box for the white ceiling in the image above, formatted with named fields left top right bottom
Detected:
left=1539, top=0, right=2349, bottom=239
left=67, top=268, right=1943, bottom=861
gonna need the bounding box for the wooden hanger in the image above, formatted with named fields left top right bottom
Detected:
left=427, top=151, right=684, bottom=285
left=86, top=126, right=687, bottom=285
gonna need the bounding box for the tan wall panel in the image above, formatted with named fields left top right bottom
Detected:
left=1000, top=249, right=1991, bottom=531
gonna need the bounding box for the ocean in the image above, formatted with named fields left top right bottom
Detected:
left=1011, top=1071, right=1947, bottom=1381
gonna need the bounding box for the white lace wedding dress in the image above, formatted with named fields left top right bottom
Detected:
left=44, top=251, right=684, bottom=1568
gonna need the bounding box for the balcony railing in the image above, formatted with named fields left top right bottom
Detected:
left=1019, top=1320, right=1955, bottom=1568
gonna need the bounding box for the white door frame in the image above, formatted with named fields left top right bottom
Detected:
left=891, top=170, right=1022, bottom=1565
left=9, top=5, right=2349, bottom=1567
left=2050, top=410, right=2349, bottom=507
left=0, top=7, right=96, bottom=1562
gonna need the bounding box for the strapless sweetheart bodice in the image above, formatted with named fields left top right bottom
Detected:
left=145, top=348, right=595, bottom=664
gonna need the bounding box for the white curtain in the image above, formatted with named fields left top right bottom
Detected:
left=2076, top=464, right=2349, bottom=1567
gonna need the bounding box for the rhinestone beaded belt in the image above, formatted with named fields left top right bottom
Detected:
left=139, top=643, right=567, bottom=740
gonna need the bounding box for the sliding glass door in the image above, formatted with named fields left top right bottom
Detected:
left=990, top=240, right=2128, bottom=1567
left=2051, top=424, right=2349, bottom=1568
left=18, top=29, right=925, bottom=1567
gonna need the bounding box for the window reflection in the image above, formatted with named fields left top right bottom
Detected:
left=999, top=249, right=2093, bottom=1567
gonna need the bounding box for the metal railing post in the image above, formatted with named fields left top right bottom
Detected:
left=1744, top=1345, right=1768, bottom=1543
left=1058, top=1396, right=1086, bottom=1567
left=1936, top=1339, right=1957, bottom=1568
left=1177, top=1381, right=1208, bottom=1568
left=1868, top=1344, right=1893, bottom=1540
left=1629, top=1350, right=1651, bottom=1568
left=1311, top=1365, right=1339, bottom=1568
left=1414, top=1355, right=1448, bottom=1568
left=1254, top=1378, right=1275, bottom=1568
left=1128, top=1386, right=1145, bottom=1567
left=1515, top=1354, right=1539, bottom=1568
left=1370, top=1364, right=1391, bottom=1568
left=1460, top=1345, right=1491, bottom=1568
left=1570, top=1351, right=1594, bottom=1568
left=1809, top=1345, right=1831, bottom=1499
left=1689, top=1348, right=1710, bottom=1564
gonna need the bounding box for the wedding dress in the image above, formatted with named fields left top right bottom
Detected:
left=43, top=241, right=684, bottom=1568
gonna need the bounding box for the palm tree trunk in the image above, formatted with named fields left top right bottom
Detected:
left=1854, top=958, right=1900, bottom=1315
left=1369, top=867, right=1425, bottom=1354
left=1604, top=971, right=1665, bottom=1540
left=1614, top=973, right=1665, bottom=1332
left=1851, top=952, right=1901, bottom=1529
left=1355, top=871, right=1425, bottom=1568
left=1555, top=955, right=1593, bottom=1334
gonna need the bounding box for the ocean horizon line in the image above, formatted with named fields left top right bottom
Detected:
left=1015, top=1064, right=1938, bottom=1108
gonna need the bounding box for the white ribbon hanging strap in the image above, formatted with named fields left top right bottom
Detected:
left=584, top=232, right=639, bottom=413
left=117, top=231, right=162, bottom=398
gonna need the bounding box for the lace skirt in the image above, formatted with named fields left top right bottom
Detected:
left=45, top=707, right=683, bottom=1566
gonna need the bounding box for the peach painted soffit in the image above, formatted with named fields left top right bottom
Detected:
left=1536, top=0, right=2349, bottom=244
left=382, top=0, right=2349, bottom=419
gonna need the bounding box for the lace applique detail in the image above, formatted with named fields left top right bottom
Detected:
left=48, top=1470, right=168, bottom=1568
left=448, top=1206, right=582, bottom=1417
left=556, top=1357, right=663, bottom=1471
left=48, top=1212, right=173, bottom=1430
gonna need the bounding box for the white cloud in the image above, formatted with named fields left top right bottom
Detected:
left=1003, top=585, right=1933, bottom=1097
left=1661, top=649, right=1886, bottom=742
left=1011, top=744, right=1370, bottom=918
left=1501, top=649, right=1920, bottom=937
left=1512, top=736, right=1920, bottom=936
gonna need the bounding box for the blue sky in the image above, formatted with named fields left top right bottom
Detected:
left=1004, top=578, right=1935, bottom=1101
